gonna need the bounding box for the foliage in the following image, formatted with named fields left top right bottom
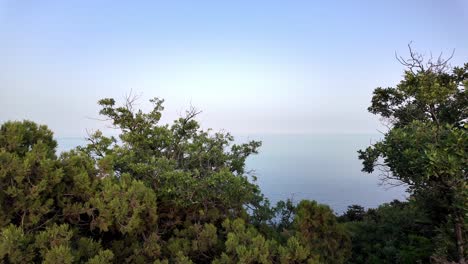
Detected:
left=0, top=97, right=351, bottom=263
left=340, top=200, right=434, bottom=263
left=2, top=47, right=464, bottom=263
left=293, top=201, right=350, bottom=264
left=359, top=48, right=467, bottom=262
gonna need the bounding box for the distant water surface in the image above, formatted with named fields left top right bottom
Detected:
left=242, top=134, right=407, bottom=213
left=57, top=134, right=407, bottom=213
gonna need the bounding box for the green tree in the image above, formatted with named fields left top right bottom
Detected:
left=86, top=96, right=265, bottom=229
left=0, top=121, right=62, bottom=229
left=359, top=46, right=467, bottom=262
left=293, top=200, right=351, bottom=264
left=338, top=205, right=366, bottom=222
left=0, top=96, right=352, bottom=263
left=342, top=200, right=434, bottom=263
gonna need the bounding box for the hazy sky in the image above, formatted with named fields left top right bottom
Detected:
left=1, top=1, right=467, bottom=137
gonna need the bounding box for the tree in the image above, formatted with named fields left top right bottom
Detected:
left=0, top=97, right=352, bottom=263
left=0, top=121, right=62, bottom=229
left=293, top=200, right=351, bottom=264
left=341, top=200, right=434, bottom=263
left=338, top=205, right=366, bottom=222
left=358, top=46, right=467, bottom=263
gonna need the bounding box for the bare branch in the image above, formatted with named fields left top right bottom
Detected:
left=182, top=105, right=202, bottom=123
left=123, top=89, right=142, bottom=112
left=85, top=115, right=112, bottom=122
left=395, top=42, right=455, bottom=74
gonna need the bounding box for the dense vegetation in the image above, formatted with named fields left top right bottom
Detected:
left=0, top=101, right=350, bottom=263
left=357, top=50, right=467, bottom=263
left=0, top=51, right=466, bottom=263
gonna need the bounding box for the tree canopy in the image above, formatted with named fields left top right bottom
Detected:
left=0, top=97, right=351, bottom=263
left=1, top=46, right=466, bottom=263
left=359, top=47, right=467, bottom=263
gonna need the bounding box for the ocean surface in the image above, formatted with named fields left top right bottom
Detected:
left=57, top=134, right=407, bottom=214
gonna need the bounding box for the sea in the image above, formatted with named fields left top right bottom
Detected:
left=57, top=134, right=407, bottom=214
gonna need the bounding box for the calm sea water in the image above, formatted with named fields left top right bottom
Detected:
left=57, top=134, right=407, bottom=214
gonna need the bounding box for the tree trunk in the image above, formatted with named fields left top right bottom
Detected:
left=454, top=214, right=465, bottom=264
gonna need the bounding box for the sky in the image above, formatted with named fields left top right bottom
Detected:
left=1, top=0, right=467, bottom=137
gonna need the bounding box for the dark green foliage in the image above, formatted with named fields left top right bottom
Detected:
left=1, top=52, right=465, bottom=263
left=341, top=200, right=434, bottom=263
left=0, top=122, right=63, bottom=229
left=359, top=49, right=467, bottom=262
left=274, top=199, right=296, bottom=231
left=366, top=62, right=467, bottom=128
left=293, top=201, right=351, bottom=264
left=0, top=120, right=57, bottom=158
left=338, top=205, right=365, bottom=222
left=0, top=97, right=351, bottom=263
left=2, top=49, right=464, bottom=263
